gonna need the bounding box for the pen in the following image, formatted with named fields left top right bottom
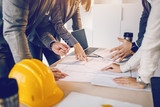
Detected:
left=93, top=53, right=104, bottom=59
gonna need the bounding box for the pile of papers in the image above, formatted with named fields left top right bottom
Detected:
left=55, top=48, right=150, bottom=91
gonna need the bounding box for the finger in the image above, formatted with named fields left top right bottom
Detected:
left=82, top=53, right=87, bottom=61
left=59, top=44, right=68, bottom=51
left=82, top=53, right=88, bottom=62
left=107, top=69, right=116, bottom=72
left=118, top=54, right=127, bottom=62
left=52, top=68, right=61, bottom=72
left=62, top=72, right=68, bottom=76
left=59, top=49, right=67, bottom=56
left=110, top=51, right=122, bottom=59
left=117, top=37, right=125, bottom=42
left=55, top=77, right=59, bottom=81
left=113, top=52, right=124, bottom=61
left=62, top=43, right=70, bottom=49
left=76, top=54, right=79, bottom=60
left=113, top=77, right=130, bottom=82
left=85, top=56, right=88, bottom=62
left=53, top=72, right=62, bottom=78
left=101, top=65, right=112, bottom=71
left=79, top=54, right=84, bottom=61
left=110, top=47, right=120, bottom=52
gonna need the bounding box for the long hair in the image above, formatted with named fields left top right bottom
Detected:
left=67, top=0, right=91, bottom=12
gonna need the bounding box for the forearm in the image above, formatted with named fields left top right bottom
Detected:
left=120, top=49, right=141, bottom=72
left=51, top=6, right=78, bottom=47
left=5, top=32, right=32, bottom=63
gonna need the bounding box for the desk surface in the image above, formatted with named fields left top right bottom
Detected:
left=20, top=52, right=153, bottom=107
left=20, top=81, right=153, bottom=107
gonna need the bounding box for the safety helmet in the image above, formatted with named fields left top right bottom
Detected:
left=9, top=59, right=64, bottom=107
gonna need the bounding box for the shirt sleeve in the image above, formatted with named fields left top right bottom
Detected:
left=120, top=49, right=141, bottom=73
left=138, top=0, right=160, bottom=83
left=35, top=15, right=56, bottom=49
left=3, top=0, right=32, bottom=63
left=136, top=8, right=150, bottom=47
left=72, top=7, right=82, bottom=30
left=51, top=5, right=78, bottom=47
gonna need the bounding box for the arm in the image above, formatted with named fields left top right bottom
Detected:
left=72, top=7, right=82, bottom=30
left=36, top=16, right=70, bottom=56
left=102, top=49, right=141, bottom=73
left=51, top=6, right=78, bottom=47
left=51, top=5, right=87, bottom=61
left=138, top=0, right=160, bottom=84
left=110, top=6, right=150, bottom=62
left=135, top=8, right=150, bottom=49
left=120, top=48, right=141, bottom=72
left=3, top=0, right=32, bottom=63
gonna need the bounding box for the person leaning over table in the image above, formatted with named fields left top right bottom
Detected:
left=109, top=0, right=151, bottom=62
left=102, top=0, right=160, bottom=89
left=28, top=0, right=91, bottom=65
left=0, top=0, right=68, bottom=80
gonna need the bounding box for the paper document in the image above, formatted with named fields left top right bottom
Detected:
left=91, top=74, right=151, bottom=91
left=56, top=48, right=149, bottom=91
left=57, top=92, right=143, bottom=107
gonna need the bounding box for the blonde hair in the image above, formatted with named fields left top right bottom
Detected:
left=67, top=0, right=91, bottom=12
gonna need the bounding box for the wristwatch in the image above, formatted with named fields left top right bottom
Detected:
left=136, top=76, right=148, bottom=85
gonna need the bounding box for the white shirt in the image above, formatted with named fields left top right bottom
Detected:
left=121, top=0, right=160, bottom=83
left=147, top=0, right=152, bottom=4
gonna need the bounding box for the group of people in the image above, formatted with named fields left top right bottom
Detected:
left=0, top=0, right=160, bottom=90
left=0, top=0, right=90, bottom=80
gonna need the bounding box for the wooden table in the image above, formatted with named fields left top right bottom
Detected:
left=20, top=53, right=153, bottom=107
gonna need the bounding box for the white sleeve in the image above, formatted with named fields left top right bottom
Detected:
left=120, top=49, right=141, bottom=72
left=138, top=0, right=160, bottom=84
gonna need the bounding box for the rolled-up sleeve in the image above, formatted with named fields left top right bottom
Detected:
left=51, top=6, right=78, bottom=47
left=3, top=0, right=32, bottom=63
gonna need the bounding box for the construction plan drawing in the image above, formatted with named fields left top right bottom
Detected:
left=55, top=48, right=150, bottom=91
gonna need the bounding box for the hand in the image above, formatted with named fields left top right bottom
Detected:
left=110, top=37, right=134, bottom=62
left=52, top=68, right=68, bottom=81
left=51, top=42, right=70, bottom=56
left=113, top=77, right=145, bottom=89
left=101, top=63, right=122, bottom=73
left=74, top=43, right=88, bottom=61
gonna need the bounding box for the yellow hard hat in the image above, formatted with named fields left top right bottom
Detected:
left=9, top=59, right=63, bottom=107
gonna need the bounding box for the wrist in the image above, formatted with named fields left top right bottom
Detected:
left=131, top=42, right=138, bottom=53
left=49, top=40, right=57, bottom=49
left=73, top=42, right=80, bottom=48
left=137, top=76, right=148, bottom=87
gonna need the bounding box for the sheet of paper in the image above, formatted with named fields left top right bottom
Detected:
left=57, top=92, right=143, bottom=107
left=91, top=74, right=151, bottom=91
left=56, top=48, right=148, bottom=91
left=56, top=57, right=113, bottom=74
left=59, top=71, right=95, bottom=82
